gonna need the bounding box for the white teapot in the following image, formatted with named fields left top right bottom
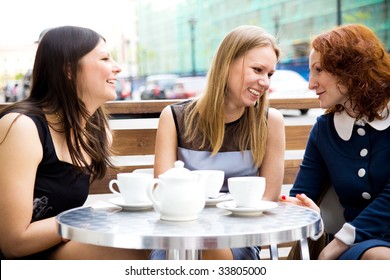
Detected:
left=147, top=161, right=205, bottom=221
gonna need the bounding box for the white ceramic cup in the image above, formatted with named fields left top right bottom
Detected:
left=192, top=170, right=225, bottom=198
left=228, top=176, right=266, bottom=208
left=109, top=173, right=152, bottom=204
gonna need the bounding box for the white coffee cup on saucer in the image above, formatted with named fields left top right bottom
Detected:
left=109, top=173, right=152, bottom=205
left=192, top=170, right=225, bottom=198
left=228, top=176, right=265, bottom=208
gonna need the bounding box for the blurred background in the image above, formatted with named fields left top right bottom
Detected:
left=1, top=0, right=389, bottom=102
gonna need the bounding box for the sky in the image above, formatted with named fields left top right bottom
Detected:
left=0, top=0, right=133, bottom=48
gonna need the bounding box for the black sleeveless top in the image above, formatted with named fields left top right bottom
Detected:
left=0, top=113, right=90, bottom=259
left=1, top=113, right=90, bottom=222
left=30, top=114, right=90, bottom=221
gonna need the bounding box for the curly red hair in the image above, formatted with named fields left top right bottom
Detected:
left=312, top=24, right=390, bottom=121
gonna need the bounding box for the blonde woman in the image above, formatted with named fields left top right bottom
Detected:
left=153, top=25, right=285, bottom=260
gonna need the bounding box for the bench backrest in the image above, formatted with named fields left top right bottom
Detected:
left=0, top=98, right=321, bottom=194
left=100, top=98, right=320, bottom=194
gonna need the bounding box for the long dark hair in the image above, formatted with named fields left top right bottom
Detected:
left=0, top=26, right=113, bottom=181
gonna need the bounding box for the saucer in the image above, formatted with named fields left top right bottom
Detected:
left=107, top=197, right=153, bottom=211
left=205, top=193, right=233, bottom=206
left=216, top=201, right=278, bottom=216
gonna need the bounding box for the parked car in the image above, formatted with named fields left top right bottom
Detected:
left=115, top=76, right=132, bottom=100
left=172, top=76, right=207, bottom=99
left=268, top=69, right=316, bottom=115
left=140, top=74, right=178, bottom=100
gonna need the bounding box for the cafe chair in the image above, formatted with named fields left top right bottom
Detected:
left=286, top=185, right=345, bottom=260
left=319, top=185, right=346, bottom=235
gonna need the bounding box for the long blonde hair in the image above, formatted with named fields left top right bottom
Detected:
left=184, top=25, right=280, bottom=166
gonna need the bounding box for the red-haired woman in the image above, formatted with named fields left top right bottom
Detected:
left=283, top=24, right=390, bottom=260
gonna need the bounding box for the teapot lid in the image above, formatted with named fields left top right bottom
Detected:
left=160, top=160, right=196, bottom=179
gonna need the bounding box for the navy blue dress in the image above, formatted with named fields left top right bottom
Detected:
left=291, top=111, right=390, bottom=259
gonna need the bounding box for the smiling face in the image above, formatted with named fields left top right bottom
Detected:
left=308, top=49, right=348, bottom=109
left=77, top=39, right=121, bottom=111
left=226, top=45, right=277, bottom=110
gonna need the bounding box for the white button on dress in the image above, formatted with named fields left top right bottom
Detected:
left=358, top=168, right=366, bottom=177
left=362, top=192, right=371, bottom=200
left=357, top=128, right=366, bottom=136
left=360, top=149, right=368, bottom=157
left=355, top=120, right=366, bottom=126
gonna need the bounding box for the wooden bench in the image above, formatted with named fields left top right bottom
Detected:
left=92, top=98, right=320, bottom=194
left=0, top=98, right=321, bottom=194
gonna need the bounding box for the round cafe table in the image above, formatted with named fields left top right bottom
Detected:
left=56, top=202, right=322, bottom=260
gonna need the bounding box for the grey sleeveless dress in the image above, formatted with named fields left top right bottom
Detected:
left=149, top=100, right=263, bottom=260
left=171, top=100, right=259, bottom=193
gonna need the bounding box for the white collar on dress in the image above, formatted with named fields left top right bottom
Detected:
left=334, top=106, right=390, bottom=141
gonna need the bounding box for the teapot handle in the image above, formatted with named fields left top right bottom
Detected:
left=147, top=178, right=163, bottom=212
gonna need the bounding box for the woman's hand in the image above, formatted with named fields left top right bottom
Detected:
left=279, top=193, right=320, bottom=212
left=318, top=238, right=349, bottom=260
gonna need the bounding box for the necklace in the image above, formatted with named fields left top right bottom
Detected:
left=54, top=110, right=62, bottom=123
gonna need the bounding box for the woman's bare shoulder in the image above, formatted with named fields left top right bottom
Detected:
left=0, top=112, right=36, bottom=128
left=0, top=113, right=38, bottom=142
left=158, top=105, right=174, bottom=123
left=267, top=107, right=284, bottom=124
